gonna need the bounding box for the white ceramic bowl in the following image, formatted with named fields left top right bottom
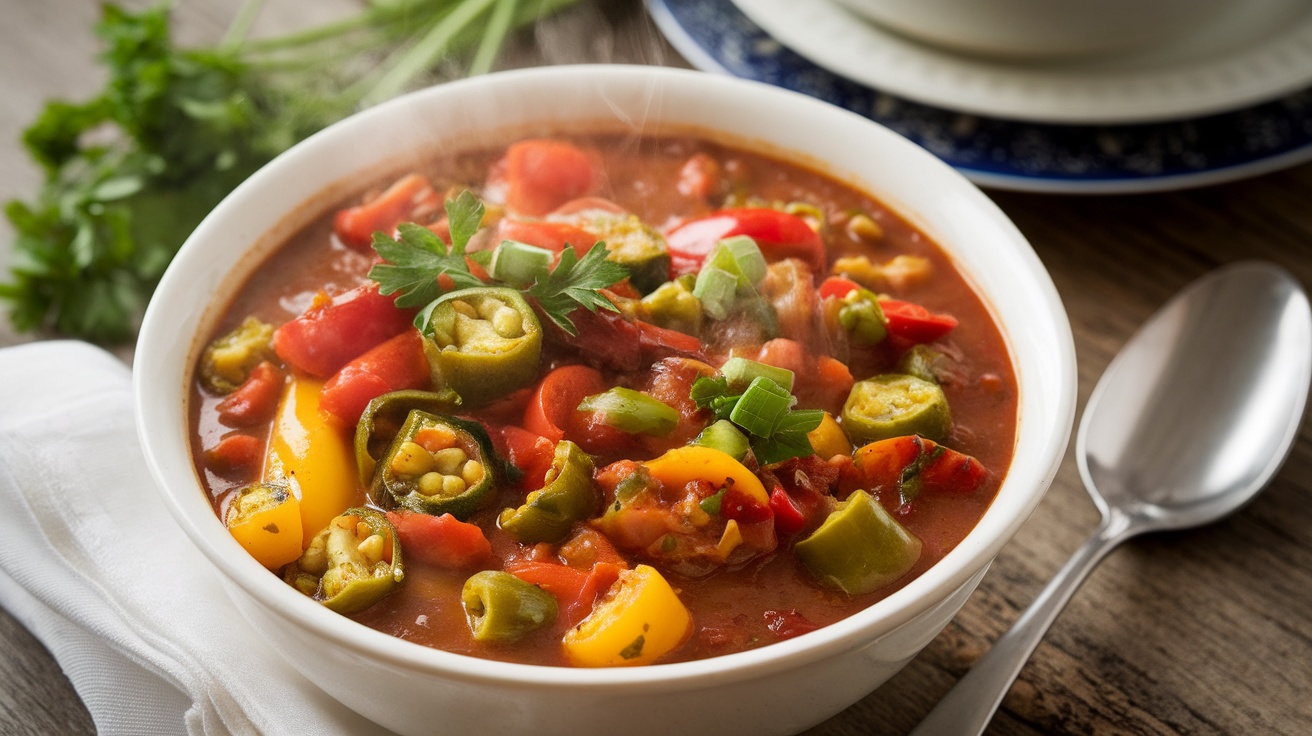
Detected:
left=831, top=0, right=1235, bottom=58
left=134, top=65, right=1076, bottom=736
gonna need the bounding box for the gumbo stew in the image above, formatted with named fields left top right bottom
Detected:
left=190, top=135, right=1017, bottom=667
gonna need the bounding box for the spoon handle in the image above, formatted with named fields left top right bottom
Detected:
left=909, top=509, right=1136, bottom=736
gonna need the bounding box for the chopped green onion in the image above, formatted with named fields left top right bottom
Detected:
left=721, top=357, right=794, bottom=394
left=488, top=239, right=554, bottom=287
left=692, top=419, right=751, bottom=461
left=705, top=235, right=767, bottom=288
left=728, top=377, right=792, bottom=438
left=699, top=488, right=726, bottom=515
left=577, top=387, right=678, bottom=436
left=692, top=265, right=738, bottom=320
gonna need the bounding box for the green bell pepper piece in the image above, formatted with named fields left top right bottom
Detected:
left=498, top=440, right=598, bottom=544
left=462, top=570, right=558, bottom=643
left=422, top=286, right=542, bottom=407
left=354, top=389, right=463, bottom=487
left=841, top=373, right=952, bottom=445
left=794, top=489, right=922, bottom=596
left=284, top=507, right=404, bottom=614
left=371, top=410, right=503, bottom=520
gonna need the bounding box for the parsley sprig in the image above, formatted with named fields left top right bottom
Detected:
left=2, top=0, right=581, bottom=342
left=368, top=190, right=628, bottom=336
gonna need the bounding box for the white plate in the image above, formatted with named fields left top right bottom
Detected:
left=648, top=0, right=1312, bottom=194
left=729, top=0, right=1312, bottom=124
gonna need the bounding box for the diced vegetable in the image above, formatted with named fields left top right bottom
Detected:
left=897, top=344, right=948, bottom=384
left=666, top=208, right=826, bottom=276
left=199, top=316, right=275, bottom=394
left=879, top=299, right=958, bottom=344
left=496, top=218, right=599, bottom=255
left=794, top=489, right=922, bottom=595
left=487, top=239, right=554, bottom=287
left=265, top=374, right=365, bottom=548
left=353, top=389, right=464, bottom=487
left=387, top=511, right=491, bottom=569
left=848, top=435, right=989, bottom=504
left=498, top=440, right=598, bottom=544
left=320, top=330, right=432, bottom=424
left=551, top=210, right=672, bottom=293
left=841, top=374, right=953, bottom=445
left=639, top=277, right=702, bottom=335
left=225, top=481, right=303, bottom=570
left=562, top=564, right=692, bottom=667
left=644, top=445, right=769, bottom=508
left=285, top=507, right=404, bottom=614
left=692, top=419, right=751, bottom=461
left=421, top=286, right=543, bottom=407
left=806, top=412, right=850, bottom=460
left=273, top=283, right=415, bottom=379
left=462, top=570, right=558, bottom=643
left=576, top=387, right=679, bottom=437
left=372, top=410, right=502, bottom=520
left=215, top=360, right=284, bottom=428
left=496, top=139, right=597, bottom=217
left=721, top=356, right=794, bottom=394
left=332, top=173, right=441, bottom=250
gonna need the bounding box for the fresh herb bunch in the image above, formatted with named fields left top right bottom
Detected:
left=369, top=190, right=630, bottom=335
left=2, top=0, right=579, bottom=342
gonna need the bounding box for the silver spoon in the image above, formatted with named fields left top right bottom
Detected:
left=911, top=260, right=1312, bottom=736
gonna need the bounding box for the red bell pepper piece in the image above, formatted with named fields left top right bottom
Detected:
left=215, top=361, right=285, bottom=427
left=878, top=299, right=959, bottom=343
left=495, top=425, right=557, bottom=490
left=497, top=218, right=599, bottom=255
left=847, top=435, right=989, bottom=502
left=204, top=433, right=264, bottom=477
left=666, top=208, right=826, bottom=276
left=386, top=511, right=491, bottom=568
left=319, top=330, right=431, bottom=424
left=818, top=276, right=862, bottom=301
left=273, top=282, right=416, bottom=378
left=522, top=363, right=634, bottom=456
left=333, top=174, right=441, bottom=250
left=493, top=139, right=597, bottom=217
left=768, top=486, right=808, bottom=537
left=636, top=320, right=705, bottom=362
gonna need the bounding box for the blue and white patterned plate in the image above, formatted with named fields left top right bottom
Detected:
left=647, top=0, right=1312, bottom=194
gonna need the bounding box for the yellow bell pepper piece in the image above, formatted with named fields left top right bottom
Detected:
left=265, top=374, right=365, bottom=548
left=226, top=483, right=303, bottom=570
left=642, top=445, right=768, bottom=506
left=563, top=564, right=692, bottom=667
left=807, top=412, right=851, bottom=460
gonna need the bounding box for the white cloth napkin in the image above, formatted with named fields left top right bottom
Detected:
left=0, top=341, right=394, bottom=736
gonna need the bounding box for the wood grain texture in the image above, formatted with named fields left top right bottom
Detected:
left=2, top=1, right=1310, bottom=734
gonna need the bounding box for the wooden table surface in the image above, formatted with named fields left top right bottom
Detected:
left=3, top=1, right=1310, bottom=734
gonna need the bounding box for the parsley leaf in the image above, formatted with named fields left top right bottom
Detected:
left=526, top=243, right=629, bottom=335
left=2, top=1, right=583, bottom=342
left=368, top=193, right=487, bottom=309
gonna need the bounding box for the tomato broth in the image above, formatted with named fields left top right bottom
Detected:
left=190, top=134, right=1017, bottom=667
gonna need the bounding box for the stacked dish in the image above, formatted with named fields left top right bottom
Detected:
left=648, top=0, right=1312, bottom=193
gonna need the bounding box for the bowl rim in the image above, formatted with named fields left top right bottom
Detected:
left=134, top=63, right=1076, bottom=691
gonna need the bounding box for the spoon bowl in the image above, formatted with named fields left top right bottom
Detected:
left=913, top=260, right=1312, bottom=736
left=1079, top=261, right=1312, bottom=531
